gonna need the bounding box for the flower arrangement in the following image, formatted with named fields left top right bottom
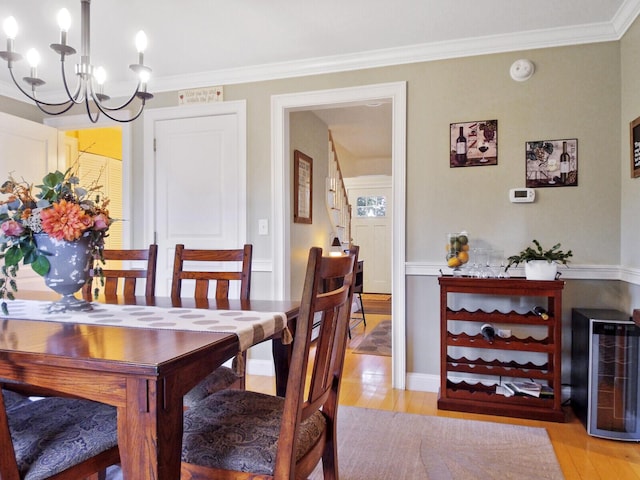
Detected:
left=0, top=168, right=112, bottom=313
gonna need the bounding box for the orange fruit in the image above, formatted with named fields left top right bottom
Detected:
left=457, top=251, right=469, bottom=264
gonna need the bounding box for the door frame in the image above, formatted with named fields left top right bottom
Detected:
left=271, top=81, right=407, bottom=389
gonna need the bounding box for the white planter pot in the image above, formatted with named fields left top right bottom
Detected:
left=524, top=260, right=557, bottom=280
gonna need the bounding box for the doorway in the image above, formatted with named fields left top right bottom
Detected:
left=272, top=81, right=407, bottom=389
left=44, top=115, right=133, bottom=248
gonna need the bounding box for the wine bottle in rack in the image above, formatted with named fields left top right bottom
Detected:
left=532, top=306, right=549, bottom=320
left=560, top=141, right=570, bottom=184
left=455, top=126, right=467, bottom=164
left=481, top=323, right=495, bottom=342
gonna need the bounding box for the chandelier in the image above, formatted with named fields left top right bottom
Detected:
left=0, top=0, right=153, bottom=123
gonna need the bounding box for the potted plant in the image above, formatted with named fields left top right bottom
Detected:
left=505, top=240, right=572, bottom=280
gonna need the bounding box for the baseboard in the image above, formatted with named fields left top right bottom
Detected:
left=246, top=358, right=275, bottom=377
left=406, top=372, right=440, bottom=392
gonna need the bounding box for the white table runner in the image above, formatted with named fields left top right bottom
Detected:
left=0, top=300, right=291, bottom=353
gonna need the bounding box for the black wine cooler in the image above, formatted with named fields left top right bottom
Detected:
left=571, top=309, right=640, bottom=441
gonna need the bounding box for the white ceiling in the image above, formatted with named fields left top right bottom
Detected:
left=1, top=0, right=638, bottom=159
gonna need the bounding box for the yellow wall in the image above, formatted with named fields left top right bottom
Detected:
left=65, top=127, right=122, bottom=160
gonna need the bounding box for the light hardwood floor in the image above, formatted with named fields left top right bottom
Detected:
left=247, top=314, right=640, bottom=480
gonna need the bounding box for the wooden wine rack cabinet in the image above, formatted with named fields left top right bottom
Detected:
left=438, top=276, right=565, bottom=422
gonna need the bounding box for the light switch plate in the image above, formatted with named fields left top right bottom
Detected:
left=258, top=218, right=268, bottom=235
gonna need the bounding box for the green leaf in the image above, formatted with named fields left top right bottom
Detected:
left=4, top=245, right=23, bottom=266
left=1, top=302, right=7, bottom=316
left=31, top=255, right=50, bottom=276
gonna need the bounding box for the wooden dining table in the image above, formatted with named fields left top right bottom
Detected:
left=0, top=293, right=300, bottom=480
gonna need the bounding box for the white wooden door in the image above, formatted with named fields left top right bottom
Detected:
left=146, top=104, right=247, bottom=296
left=345, top=176, right=392, bottom=293
left=0, top=112, right=59, bottom=290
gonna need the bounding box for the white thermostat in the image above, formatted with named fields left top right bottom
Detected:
left=509, top=188, right=535, bottom=203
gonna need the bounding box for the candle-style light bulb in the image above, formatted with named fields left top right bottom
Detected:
left=3, top=16, right=18, bottom=40
left=138, top=69, right=150, bottom=84
left=26, top=48, right=40, bottom=68
left=135, top=30, right=147, bottom=65
left=25, top=47, right=40, bottom=81
left=135, top=31, right=147, bottom=53
left=94, top=66, right=106, bottom=85
left=57, top=8, right=71, bottom=32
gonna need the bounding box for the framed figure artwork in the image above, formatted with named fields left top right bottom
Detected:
left=525, top=139, right=578, bottom=187
left=630, top=116, right=640, bottom=178
left=293, top=149, right=313, bottom=224
left=450, top=120, right=498, bottom=167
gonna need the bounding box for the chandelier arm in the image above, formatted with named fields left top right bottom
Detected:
left=33, top=98, right=76, bottom=117
left=8, top=67, right=75, bottom=109
left=83, top=94, right=102, bottom=124
left=91, top=81, right=142, bottom=112
left=60, top=60, right=85, bottom=104
left=91, top=96, right=146, bottom=123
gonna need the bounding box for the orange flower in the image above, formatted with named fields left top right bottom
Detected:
left=40, top=199, right=93, bottom=241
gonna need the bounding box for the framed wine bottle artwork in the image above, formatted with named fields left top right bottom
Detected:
left=525, top=138, right=578, bottom=187
left=630, top=116, right=640, bottom=178
left=449, top=120, right=498, bottom=168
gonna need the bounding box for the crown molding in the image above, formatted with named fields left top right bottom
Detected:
left=2, top=2, right=639, bottom=101
left=147, top=19, right=625, bottom=94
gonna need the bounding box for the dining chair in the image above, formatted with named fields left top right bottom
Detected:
left=171, top=244, right=253, bottom=403
left=180, top=245, right=358, bottom=480
left=0, top=385, right=120, bottom=480
left=82, top=244, right=158, bottom=301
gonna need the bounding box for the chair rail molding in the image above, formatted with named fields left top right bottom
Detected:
left=405, top=262, right=629, bottom=282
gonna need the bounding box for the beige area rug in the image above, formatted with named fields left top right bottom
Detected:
left=352, top=319, right=392, bottom=356
left=106, top=406, right=563, bottom=480
left=309, top=406, right=564, bottom=480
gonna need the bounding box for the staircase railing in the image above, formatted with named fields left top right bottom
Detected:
left=326, top=132, right=351, bottom=248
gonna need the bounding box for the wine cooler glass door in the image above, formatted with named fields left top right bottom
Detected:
left=588, top=319, right=640, bottom=441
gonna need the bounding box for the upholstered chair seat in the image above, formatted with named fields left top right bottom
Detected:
left=183, top=366, right=241, bottom=409
left=3, top=391, right=118, bottom=480
left=182, top=389, right=326, bottom=474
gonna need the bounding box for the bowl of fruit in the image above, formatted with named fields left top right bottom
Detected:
left=446, top=232, right=470, bottom=276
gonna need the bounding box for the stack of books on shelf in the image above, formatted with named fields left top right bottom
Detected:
left=499, top=381, right=554, bottom=398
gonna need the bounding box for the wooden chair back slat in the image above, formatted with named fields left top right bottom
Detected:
left=171, top=244, right=252, bottom=301
left=82, top=244, right=158, bottom=301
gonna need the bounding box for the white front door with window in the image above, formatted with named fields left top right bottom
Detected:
left=344, top=175, right=392, bottom=294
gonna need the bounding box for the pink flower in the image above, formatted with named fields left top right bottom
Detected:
left=93, top=213, right=110, bottom=231
left=1, top=220, right=25, bottom=237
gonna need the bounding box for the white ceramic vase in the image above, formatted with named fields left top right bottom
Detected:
left=524, top=260, right=557, bottom=280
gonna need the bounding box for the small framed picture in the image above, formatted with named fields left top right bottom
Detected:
left=293, top=150, right=313, bottom=224
left=525, top=139, right=578, bottom=187
left=630, top=116, right=640, bottom=178
left=449, top=120, right=498, bottom=167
